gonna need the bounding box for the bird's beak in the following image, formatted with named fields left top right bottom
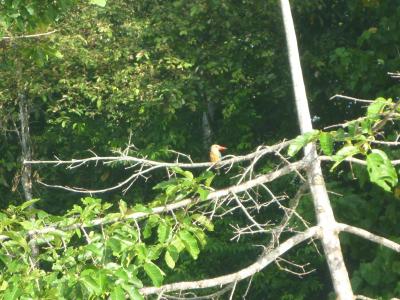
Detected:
left=218, top=145, right=227, bottom=151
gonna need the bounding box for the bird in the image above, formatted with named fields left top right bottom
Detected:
left=209, top=144, right=227, bottom=163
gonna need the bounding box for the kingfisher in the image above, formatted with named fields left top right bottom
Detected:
left=209, top=144, right=227, bottom=163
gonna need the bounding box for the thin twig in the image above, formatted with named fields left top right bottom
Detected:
left=329, top=94, right=373, bottom=103
left=2, top=30, right=58, bottom=40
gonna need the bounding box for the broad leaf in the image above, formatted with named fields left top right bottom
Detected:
left=288, top=130, right=319, bottom=157
left=331, top=145, right=360, bottom=170
left=19, top=198, right=40, bottom=211
left=366, top=149, right=397, bottom=192
left=157, top=222, right=170, bottom=243
left=110, top=286, right=125, bottom=300
left=90, top=0, right=107, bottom=7
left=319, top=132, right=334, bottom=155
left=165, top=245, right=179, bottom=269
left=179, top=230, right=200, bottom=259
left=143, top=262, right=165, bottom=286
left=121, top=284, right=144, bottom=300
left=367, top=97, right=388, bottom=119
left=81, top=275, right=102, bottom=296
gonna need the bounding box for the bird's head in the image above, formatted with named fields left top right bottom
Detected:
left=210, top=144, right=227, bottom=153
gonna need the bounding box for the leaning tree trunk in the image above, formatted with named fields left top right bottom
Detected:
left=279, top=1, right=353, bottom=299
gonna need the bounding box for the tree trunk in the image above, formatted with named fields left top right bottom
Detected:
left=279, top=1, right=353, bottom=299
left=18, top=82, right=39, bottom=260
left=19, top=89, right=33, bottom=201
left=202, top=100, right=215, bottom=152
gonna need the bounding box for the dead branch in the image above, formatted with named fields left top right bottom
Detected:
left=139, top=226, right=321, bottom=295
left=4, top=160, right=306, bottom=241
left=320, top=155, right=400, bottom=166
left=162, top=284, right=234, bottom=300
left=1, top=30, right=58, bottom=40
left=337, top=223, right=400, bottom=252
left=25, top=140, right=291, bottom=168
left=329, top=94, right=374, bottom=103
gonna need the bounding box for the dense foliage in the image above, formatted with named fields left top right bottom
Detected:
left=1, top=0, right=400, bottom=299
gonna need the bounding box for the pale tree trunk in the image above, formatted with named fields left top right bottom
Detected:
left=202, top=111, right=212, bottom=151
left=19, top=89, right=33, bottom=201
left=202, top=100, right=215, bottom=152
left=279, top=1, right=354, bottom=299
left=17, top=79, right=39, bottom=260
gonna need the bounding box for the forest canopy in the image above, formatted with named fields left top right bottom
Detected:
left=1, top=0, right=400, bottom=299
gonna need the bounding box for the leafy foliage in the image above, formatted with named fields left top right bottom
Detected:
left=0, top=170, right=214, bottom=298
left=1, top=0, right=400, bottom=298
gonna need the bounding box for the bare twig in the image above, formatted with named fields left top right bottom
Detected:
left=25, top=141, right=291, bottom=168
left=139, top=226, right=320, bottom=295
left=0, top=160, right=307, bottom=242
left=2, top=30, right=58, bottom=40
left=337, top=223, right=400, bottom=252
left=320, top=155, right=400, bottom=166
left=329, top=94, right=373, bottom=103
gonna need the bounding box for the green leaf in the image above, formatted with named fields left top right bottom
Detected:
left=183, top=170, right=194, bottom=180
left=90, top=0, right=107, bottom=7
left=165, top=245, right=179, bottom=269
left=19, top=198, right=40, bottom=211
left=197, top=187, right=210, bottom=201
left=133, top=204, right=152, bottom=213
left=204, top=173, right=215, bottom=187
left=319, top=132, right=334, bottom=156
left=143, top=215, right=159, bottom=239
left=110, top=286, right=125, bottom=300
left=121, top=284, right=144, bottom=300
left=288, top=130, right=319, bottom=157
left=366, top=149, right=398, bottom=192
left=192, top=214, right=214, bottom=231
left=367, top=97, right=388, bottom=119
left=3, top=284, right=21, bottom=300
left=119, top=200, right=127, bottom=215
left=153, top=178, right=178, bottom=191
left=331, top=145, right=360, bottom=170
left=81, top=274, right=102, bottom=295
left=179, top=230, right=200, bottom=259
left=97, top=270, right=108, bottom=294
left=143, top=262, right=165, bottom=287
left=4, top=232, right=29, bottom=252
left=157, top=222, right=170, bottom=243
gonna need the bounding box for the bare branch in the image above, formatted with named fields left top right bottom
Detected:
left=163, top=284, right=234, bottom=300
left=337, top=223, right=400, bottom=252
left=320, top=155, right=400, bottom=166
left=387, top=72, right=400, bottom=79
left=2, top=30, right=58, bottom=40
left=12, top=160, right=307, bottom=240
left=140, top=226, right=320, bottom=295
left=354, top=295, right=376, bottom=300
left=25, top=141, right=291, bottom=169
left=370, top=139, right=400, bottom=146
left=329, top=94, right=374, bottom=104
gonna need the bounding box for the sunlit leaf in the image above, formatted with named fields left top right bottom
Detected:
left=366, top=149, right=397, bottom=192
left=90, top=0, right=107, bottom=7
left=331, top=145, right=360, bottom=170
left=319, top=132, right=334, bottom=156
left=288, top=130, right=319, bottom=157
left=110, top=286, right=125, bottom=300
left=143, top=262, right=165, bottom=286
left=179, top=230, right=200, bottom=259
left=165, top=245, right=179, bottom=269
left=157, top=222, right=170, bottom=243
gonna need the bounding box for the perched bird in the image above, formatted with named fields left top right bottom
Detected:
left=209, top=144, right=227, bottom=163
